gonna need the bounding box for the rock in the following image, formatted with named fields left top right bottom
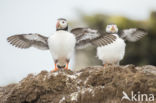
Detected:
left=0, top=65, right=156, bottom=103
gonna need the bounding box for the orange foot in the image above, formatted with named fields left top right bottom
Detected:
left=51, top=64, right=59, bottom=72
left=65, top=63, right=69, bottom=70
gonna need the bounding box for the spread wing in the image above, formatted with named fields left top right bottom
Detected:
left=71, top=28, right=101, bottom=49
left=7, top=33, right=49, bottom=50
left=119, top=28, right=147, bottom=42
left=91, top=34, right=117, bottom=47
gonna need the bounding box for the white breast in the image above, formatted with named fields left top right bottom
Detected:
left=97, top=34, right=126, bottom=64
left=48, top=31, right=76, bottom=60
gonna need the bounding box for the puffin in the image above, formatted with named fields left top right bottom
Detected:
left=7, top=18, right=100, bottom=71
left=95, top=24, right=147, bottom=65
left=70, top=24, right=147, bottom=66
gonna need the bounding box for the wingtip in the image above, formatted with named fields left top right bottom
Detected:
left=6, top=35, right=20, bottom=48
left=6, top=36, right=12, bottom=43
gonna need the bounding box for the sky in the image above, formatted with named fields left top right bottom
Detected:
left=0, top=0, right=156, bottom=86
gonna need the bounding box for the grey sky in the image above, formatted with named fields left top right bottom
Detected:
left=0, top=0, right=156, bottom=86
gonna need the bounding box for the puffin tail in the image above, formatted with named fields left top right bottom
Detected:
left=56, top=57, right=69, bottom=69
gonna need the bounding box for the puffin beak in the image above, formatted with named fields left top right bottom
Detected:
left=111, top=26, right=115, bottom=31
left=56, top=21, right=60, bottom=28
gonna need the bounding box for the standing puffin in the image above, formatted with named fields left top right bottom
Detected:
left=65, top=24, right=147, bottom=66
left=7, top=18, right=100, bottom=71
left=48, top=18, right=76, bottom=71
left=95, top=24, right=147, bottom=65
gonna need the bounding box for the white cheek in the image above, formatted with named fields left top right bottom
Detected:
left=62, top=24, right=67, bottom=28
left=106, top=28, right=110, bottom=32
left=60, top=23, right=65, bottom=27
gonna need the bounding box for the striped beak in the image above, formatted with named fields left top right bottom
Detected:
left=56, top=21, right=61, bottom=29
left=111, top=26, right=115, bottom=31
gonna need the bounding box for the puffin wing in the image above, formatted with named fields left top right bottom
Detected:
left=119, top=28, right=147, bottom=42
left=7, top=33, right=49, bottom=50
left=71, top=28, right=101, bottom=49
left=91, top=34, right=117, bottom=47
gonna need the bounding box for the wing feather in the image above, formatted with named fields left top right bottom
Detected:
left=91, top=34, right=117, bottom=47
left=7, top=33, right=49, bottom=50
left=119, top=28, right=147, bottom=42
left=71, top=27, right=117, bottom=48
left=71, top=28, right=101, bottom=49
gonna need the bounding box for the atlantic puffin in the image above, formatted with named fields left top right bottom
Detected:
left=7, top=18, right=100, bottom=71
left=71, top=24, right=147, bottom=66
left=95, top=24, right=147, bottom=65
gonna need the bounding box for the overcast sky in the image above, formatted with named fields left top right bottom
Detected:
left=0, top=0, right=156, bottom=86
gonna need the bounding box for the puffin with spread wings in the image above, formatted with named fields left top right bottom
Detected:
left=73, top=24, right=147, bottom=66
left=96, top=24, right=147, bottom=66
left=7, top=18, right=99, bottom=71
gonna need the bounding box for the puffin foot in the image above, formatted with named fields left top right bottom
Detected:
left=51, top=64, right=58, bottom=72
left=65, top=63, right=69, bottom=70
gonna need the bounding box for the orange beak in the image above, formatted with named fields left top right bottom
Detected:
left=111, top=26, right=115, bottom=31
left=56, top=21, right=60, bottom=28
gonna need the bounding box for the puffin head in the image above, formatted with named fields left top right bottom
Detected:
left=106, top=24, right=118, bottom=34
left=56, top=18, right=68, bottom=31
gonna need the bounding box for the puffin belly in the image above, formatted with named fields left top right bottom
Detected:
left=97, top=35, right=126, bottom=64
left=48, top=31, right=76, bottom=60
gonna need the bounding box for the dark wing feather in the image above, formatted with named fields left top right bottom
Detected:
left=71, top=28, right=101, bottom=49
left=91, top=34, right=117, bottom=47
left=119, top=28, right=147, bottom=42
left=7, top=33, right=49, bottom=50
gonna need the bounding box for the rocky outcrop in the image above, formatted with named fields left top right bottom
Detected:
left=0, top=65, right=156, bottom=103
